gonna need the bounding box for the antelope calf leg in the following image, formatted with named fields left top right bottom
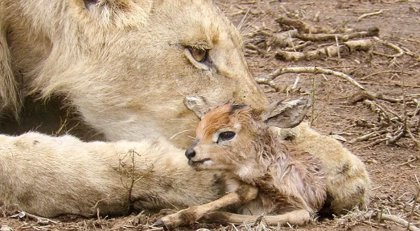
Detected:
left=203, top=209, right=311, bottom=226
left=155, top=185, right=258, bottom=228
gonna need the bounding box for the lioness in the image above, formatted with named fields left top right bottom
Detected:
left=0, top=0, right=267, bottom=147
left=0, top=0, right=369, bottom=219
left=0, top=0, right=267, bottom=217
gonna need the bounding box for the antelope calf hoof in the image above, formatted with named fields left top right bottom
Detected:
left=153, top=215, right=183, bottom=229
left=152, top=219, right=165, bottom=227
left=154, top=209, right=197, bottom=229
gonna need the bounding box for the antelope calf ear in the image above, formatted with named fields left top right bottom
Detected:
left=184, top=96, right=211, bottom=119
left=261, top=98, right=311, bottom=128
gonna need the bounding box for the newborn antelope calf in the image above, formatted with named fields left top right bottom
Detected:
left=157, top=102, right=329, bottom=228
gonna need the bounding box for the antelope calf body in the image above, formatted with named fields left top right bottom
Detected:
left=158, top=101, right=370, bottom=228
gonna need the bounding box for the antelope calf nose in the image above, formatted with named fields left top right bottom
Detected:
left=185, top=148, right=196, bottom=159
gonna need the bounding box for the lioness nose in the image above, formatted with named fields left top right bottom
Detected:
left=185, top=148, right=196, bottom=159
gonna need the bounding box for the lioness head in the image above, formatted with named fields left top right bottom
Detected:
left=3, top=0, right=268, bottom=148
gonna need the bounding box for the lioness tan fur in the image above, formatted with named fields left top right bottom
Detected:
left=0, top=132, right=224, bottom=217
left=0, top=0, right=268, bottom=147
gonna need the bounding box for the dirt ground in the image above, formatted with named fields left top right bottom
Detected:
left=1, top=0, right=419, bottom=230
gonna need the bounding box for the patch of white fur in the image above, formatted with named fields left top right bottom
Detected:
left=224, top=178, right=240, bottom=193
left=233, top=122, right=241, bottom=130
left=237, top=165, right=253, bottom=179
left=236, top=161, right=262, bottom=181
left=203, top=159, right=214, bottom=166
left=212, top=132, right=219, bottom=143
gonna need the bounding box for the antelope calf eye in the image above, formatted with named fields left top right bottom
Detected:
left=217, top=131, right=236, bottom=143
left=188, top=47, right=209, bottom=63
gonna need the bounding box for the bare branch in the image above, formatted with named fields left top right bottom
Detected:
left=295, top=27, right=379, bottom=42
left=357, top=10, right=384, bottom=22
left=267, top=66, right=365, bottom=90
left=276, top=16, right=334, bottom=34
left=276, top=39, right=373, bottom=61
left=373, top=37, right=405, bottom=58
left=380, top=213, right=420, bottom=231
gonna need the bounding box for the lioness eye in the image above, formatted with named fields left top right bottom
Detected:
left=217, top=131, right=236, bottom=143
left=188, top=47, right=209, bottom=63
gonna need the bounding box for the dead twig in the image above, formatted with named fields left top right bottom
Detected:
left=10, top=211, right=59, bottom=225
left=350, top=94, right=418, bottom=147
left=360, top=70, right=411, bottom=80
left=401, top=46, right=420, bottom=59
left=295, top=27, right=379, bottom=42
left=379, top=213, right=420, bottom=231
left=407, top=127, right=420, bottom=149
left=357, top=9, right=384, bottom=21
left=349, top=90, right=404, bottom=104
left=407, top=99, right=420, bottom=148
left=255, top=77, right=283, bottom=92
left=116, top=149, right=146, bottom=212
left=276, top=16, right=334, bottom=34
left=245, top=43, right=266, bottom=55
left=276, top=46, right=348, bottom=61
left=396, top=156, right=418, bottom=167
left=363, top=99, right=401, bottom=123
left=344, top=209, right=420, bottom=231
left=373, top=37, right=405, bottom=58
left=284, top=41, right=312, bottom=51
left=349, top=130, right=387, bottom=144
left=276, top=39, right=372, bottom=61
left=266, top=66, right=365, bottom=90
left=386, top=125, right=406, bottom=145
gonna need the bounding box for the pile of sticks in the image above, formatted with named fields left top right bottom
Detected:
left=245, top=14, right=419, bottom=148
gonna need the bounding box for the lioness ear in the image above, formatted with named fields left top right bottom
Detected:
left=184, top=96, right=211, bottom=119
left=81, top=0, right=153, bottom=27
left=261, top=98, right=311, bottom=128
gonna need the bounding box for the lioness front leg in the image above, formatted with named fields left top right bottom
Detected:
left=0, top=133, right=224, bottom=217
left=203, top=209, right=311, bottom=226
left=155, top=184, right=258, bottom=229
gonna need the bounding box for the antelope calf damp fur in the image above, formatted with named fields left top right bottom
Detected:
left=158, top=103, right=371, bottom=227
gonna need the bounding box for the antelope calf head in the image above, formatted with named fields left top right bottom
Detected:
left=185, top=99, right=311, bottom=172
